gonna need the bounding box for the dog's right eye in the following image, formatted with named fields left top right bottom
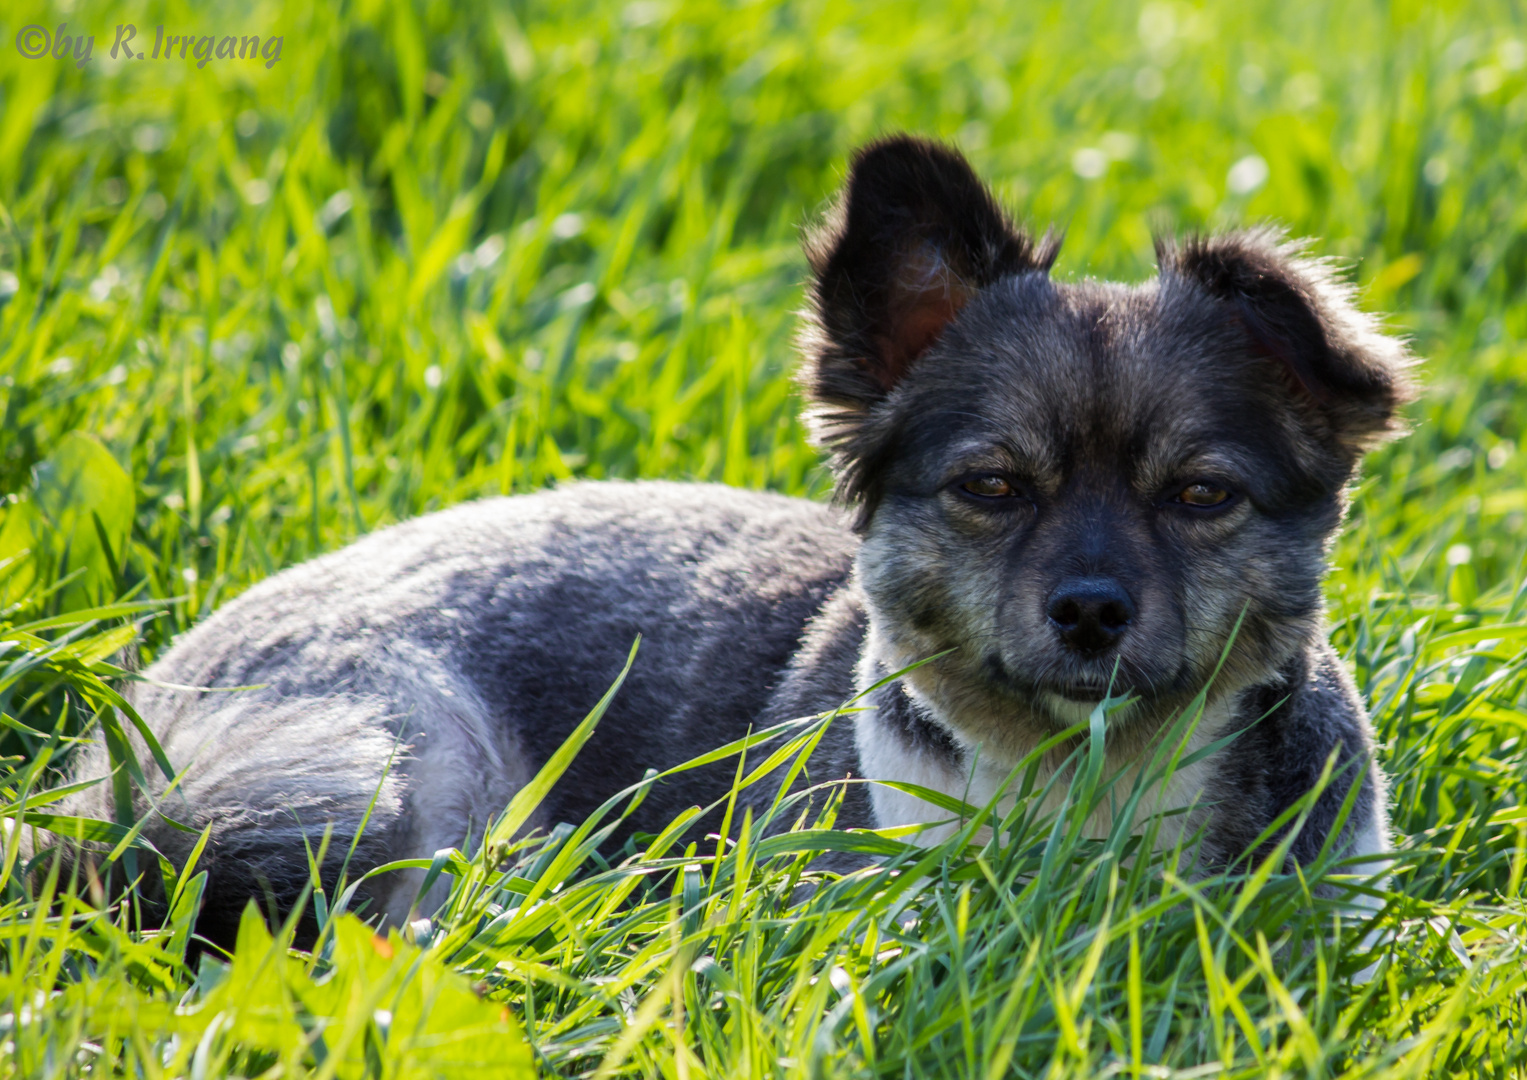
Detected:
left=961, top=476, right=1014, bottom=498
left=1174, top=483, right=1232, bottom=507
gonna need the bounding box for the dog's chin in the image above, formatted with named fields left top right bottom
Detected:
left=1037, top=690, right=1135, bottom=727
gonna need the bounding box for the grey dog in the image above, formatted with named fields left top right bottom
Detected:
left=54, top=136, right=1411, bottom=948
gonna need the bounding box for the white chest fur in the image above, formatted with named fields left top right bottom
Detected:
left=855, top=691, right=1392, bottom=893
left=854, top=691, right=1236, bottom=851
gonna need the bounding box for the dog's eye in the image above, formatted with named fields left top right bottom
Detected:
left=1174, top=483, right=1232, bottom=507
left=962, top=476, right=1014, bottom=498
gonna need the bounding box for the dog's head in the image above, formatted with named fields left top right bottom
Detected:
left=799, top=136, right=1414, bottom=757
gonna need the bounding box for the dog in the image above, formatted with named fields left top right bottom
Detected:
left=47, top=136, right=1412, bottom=949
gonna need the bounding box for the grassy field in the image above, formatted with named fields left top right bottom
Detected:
left=2, top=0, right=1527, bottom=1074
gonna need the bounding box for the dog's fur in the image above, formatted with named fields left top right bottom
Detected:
left=47, top=137, right=1412, bottom=949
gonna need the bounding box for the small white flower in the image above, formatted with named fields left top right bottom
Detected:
left=1071, top=148, right=1108, bottom=179
left=1227, top=155, right=1269, bottom=195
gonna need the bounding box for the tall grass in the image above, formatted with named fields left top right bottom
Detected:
left=1, top=0, right=1525, bottom=1074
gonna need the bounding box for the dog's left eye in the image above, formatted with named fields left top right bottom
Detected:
left=962, top=476, right=1014, bottom=498
left=1174, top=483, right=1232, bottom=507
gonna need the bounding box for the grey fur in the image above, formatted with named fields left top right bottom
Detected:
left=43, top=136, right=1411, bottom=947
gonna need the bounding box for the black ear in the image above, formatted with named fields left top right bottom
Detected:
left=1159, top=229, right=1417, bottom=453
left=800, top=136, right=1055, bottom=413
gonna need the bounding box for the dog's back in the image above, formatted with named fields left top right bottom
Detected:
left=68, top=481, right=859, bottom=946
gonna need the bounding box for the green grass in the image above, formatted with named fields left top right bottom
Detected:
left=2, top=0, right=1527, bottom=1074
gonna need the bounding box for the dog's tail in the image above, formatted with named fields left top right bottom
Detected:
left=15, top=690, right=409, bottom=952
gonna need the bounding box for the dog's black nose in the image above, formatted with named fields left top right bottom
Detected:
left=1046, top=578, right=1136, bottom=654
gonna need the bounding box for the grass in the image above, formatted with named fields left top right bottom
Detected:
left=1, top=0, right=1526, bottom=1074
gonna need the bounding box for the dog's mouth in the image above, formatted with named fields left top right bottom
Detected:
left=981, top=652, right=1177, bottom=710
left=975, top=653, right=1173, bottom=728
left=982, top=653, right=1122, bottom=699
left=1049, top=683, right=1112, bottom=703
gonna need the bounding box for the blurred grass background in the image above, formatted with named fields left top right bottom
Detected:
left=1, top=0, right=1523, bottom=643
left=2, top=0, right=1527, bottom=1074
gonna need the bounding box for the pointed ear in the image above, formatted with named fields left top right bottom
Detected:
left=799, top=136, right=1056, bottom=415
left=1159, top=229, right=1417, bottom=453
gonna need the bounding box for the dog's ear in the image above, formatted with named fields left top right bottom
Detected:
left=800, top=136, right=1055, bottom=410
left=1160, top=229, right=1417, bottom=453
